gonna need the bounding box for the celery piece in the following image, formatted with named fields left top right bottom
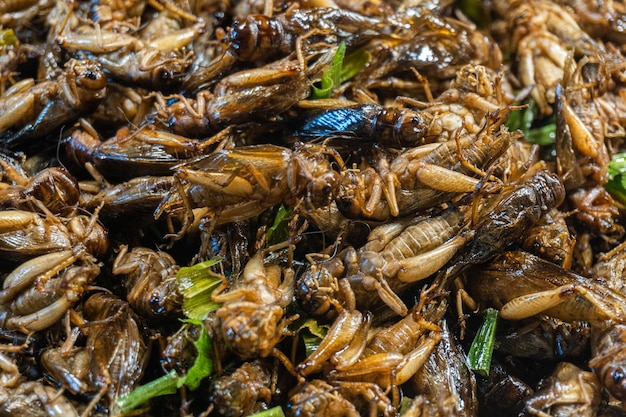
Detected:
left=467, top=308, right=498, bottom=377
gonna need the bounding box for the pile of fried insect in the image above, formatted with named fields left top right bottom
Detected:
left=2, top=0, right=626, bottom=415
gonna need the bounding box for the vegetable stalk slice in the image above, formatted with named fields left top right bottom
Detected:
left=467, top=308, right=498, bottom=377
left=177, top=258, right=223, bottom=320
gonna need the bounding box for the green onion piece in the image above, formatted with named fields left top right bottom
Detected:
left=340, top=48, right=371, bottom=83
left=505, top=100, right=555, bottom=146
left=266, top=205, right=291, bottom=247
left=290, top=317, right=329, bottom=356
left=506, top=100, right=535, bottom=133
left=0, top=29, right=17, bottom=47
left=311, top=42, right=346, bottom=99
left=526, top=123, right=556, bottom=146
left=180, top=319, right=213, bottom=391
left=606, top=152, right=626, bottom=205
left=248, top=406, right=286, bottom=417
left=116, top=370, right=179, bottom=414
left=177, top=258, right=223, bottom=320
left=467, top=308, right=498, bottom=377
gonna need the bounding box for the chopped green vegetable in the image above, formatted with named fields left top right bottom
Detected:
left=177, top=258, right=223, bottom=320
left=266, top=205, right=291, bottom=247
left=467, top=308, right=498, bottom=377
left=606, top=152, right=626, bottom=205
left=116, top=370, right=179, bottom=414
left=526, top=123, right=556, bottom=146
left=117, top=321, right=214, bottom=414
left=311, top=42, right=346, bottom=99
left=340, top=48, right=371, bottom=83
left=180, top=319, right=213, bottom=390
left=0, top=29, right=17, bottom=47
left=290, top=317, right=329, bottom=356
left=399, top=397, right=416, bottom=415
left=506, top=100, right=556, bottom=146
left=248, top=406, right=286, bottom=417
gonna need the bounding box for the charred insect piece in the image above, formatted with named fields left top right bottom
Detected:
left=412, top=319, right=478, bottom=417
left=0, top=250, right=100, bottom=332
left=212, top=250, right=297, bottom=359
left=493, top=0, right=600, bottom=115
left=521, top=362, right=601, bottom=417
left=0, top=0, right=55, bottom=29
left=467, top=250, right=626, bottom=323
left=522, top=208, right=575, bottom=268
left=58, top=20, right=202, bottom=91
left=81, top=292, right=149, bottom=414
left=475, top=356, right=535, bottom=417
left=184, top=8, right=386, bottom=92
left=0, top=208, right=108, bottom=262
left=288, top=379, right=361, bottom=417
left=0, top=379, right=81, bottom=416
left=299, top=207, right=466, bottom=316
left=64, top=124, right=214, bottom=181
left=346, top=13, right=502, bottom=99
left=82, top=176, right=175, bottom=227
left=112, top=245, right=182, bottom=319
left=161, top=320, right=205, bottom=374
left=0, top=166, right=80, bottom=214
left=40, top=347, right=92, bottom=396
left=288, top=103, right=432, bottom=149
left=163, top=46, right=339, bottom=138
left=0, top=58, right=107, bottom=149
left=568, top=185, right=624, bottom=243
left=155, top=143, right=341, bottom=238
left=496, top=317, right=591, bottom=361
left=209, top=360, right=274, bottom=417
left=337, top=108, right=517, bottom=221
left=436, top=169, right=566, bottom=291
left=589, top=241, right=626, bottom=403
